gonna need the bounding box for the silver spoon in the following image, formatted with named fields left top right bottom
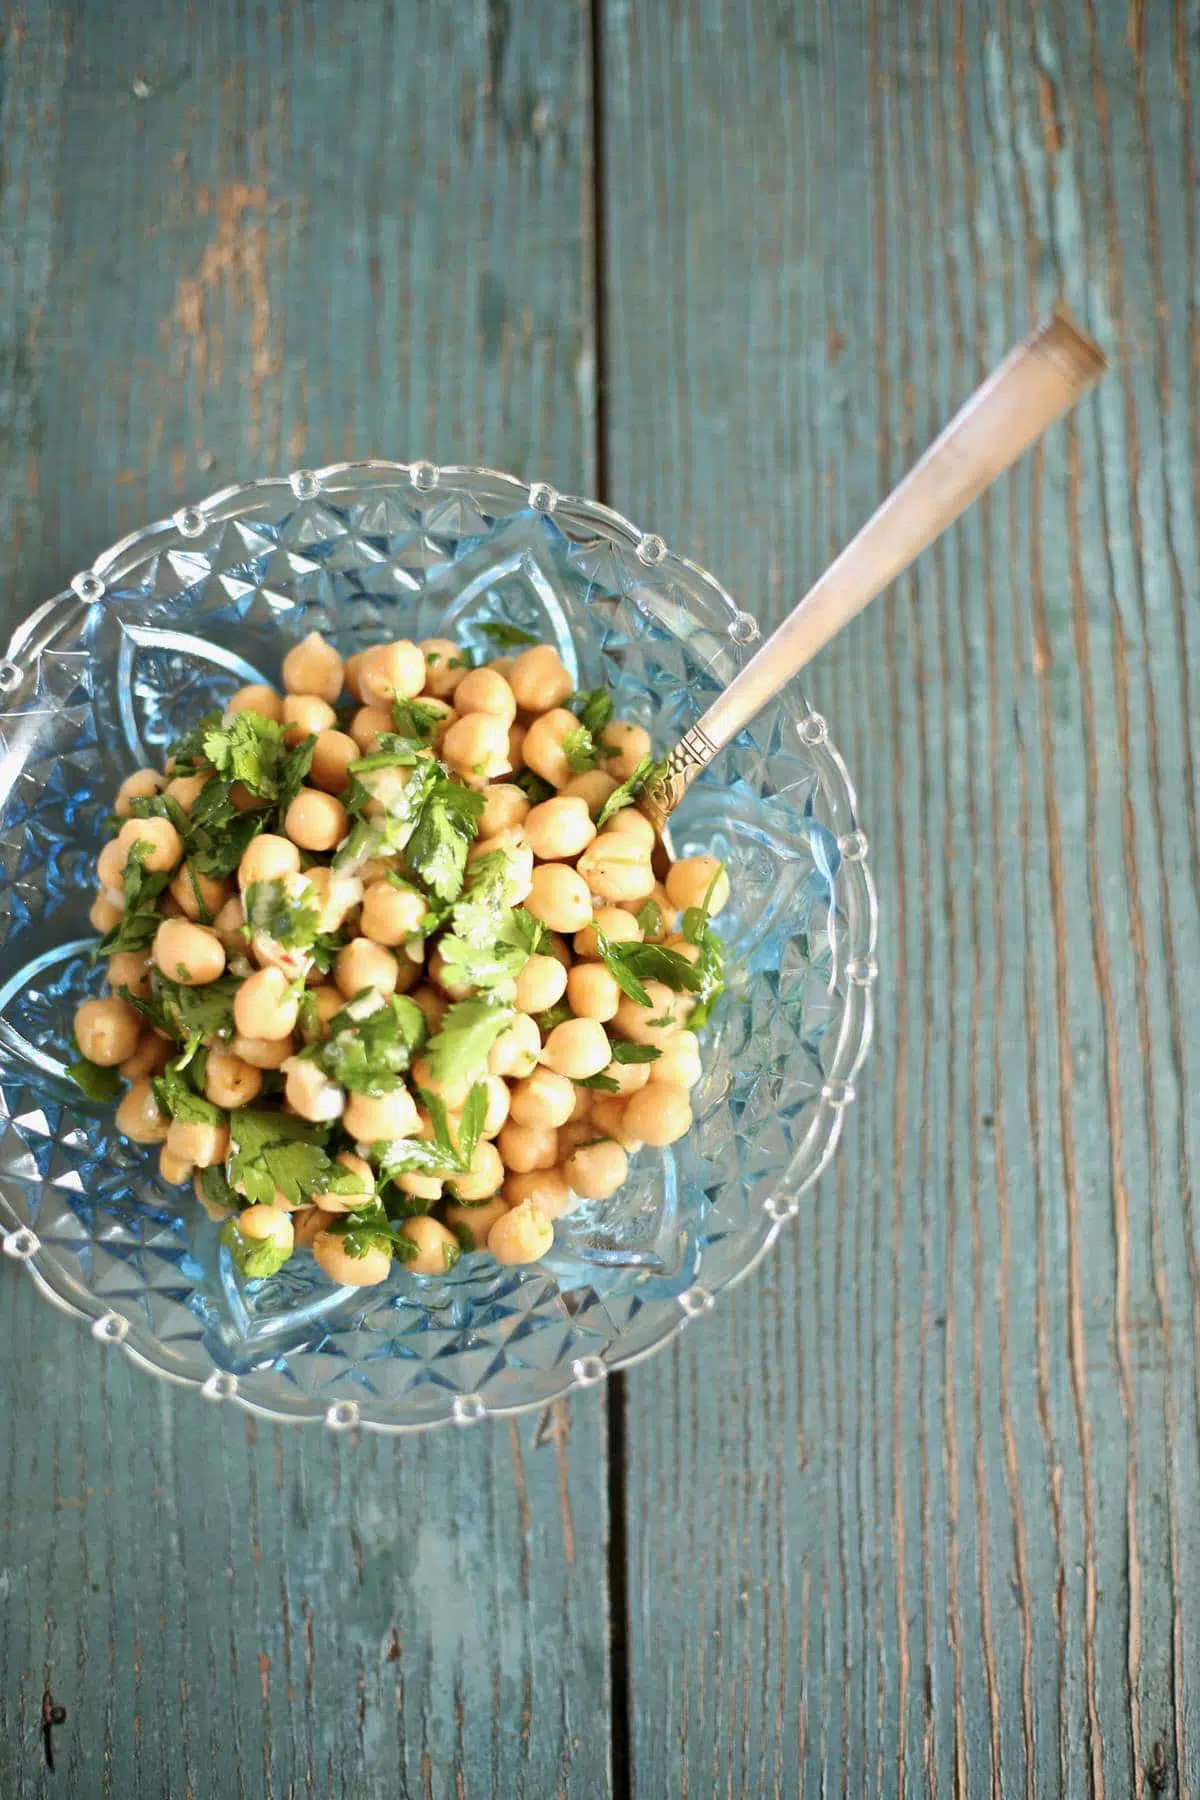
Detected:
left=640, top=307, right=1106, bottom=835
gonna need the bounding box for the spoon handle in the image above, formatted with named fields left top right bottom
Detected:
left=648, top=308, right=1105, bottom=819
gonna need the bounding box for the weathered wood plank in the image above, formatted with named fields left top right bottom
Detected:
left=603, top=1, right=1200, bottom=1793
left=0, top=4, right=610, bottom=1797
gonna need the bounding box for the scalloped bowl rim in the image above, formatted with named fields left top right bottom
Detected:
left=0, top=459, right=879, bottom=1433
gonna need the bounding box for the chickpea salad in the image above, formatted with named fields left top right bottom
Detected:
left=67, top=628, right=727, bottom=1286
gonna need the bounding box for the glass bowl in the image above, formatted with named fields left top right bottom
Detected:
left=0, top=463, right=877, bottom=1432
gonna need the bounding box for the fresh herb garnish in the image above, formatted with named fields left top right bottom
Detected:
left=244, top=877, right=320, bottom=949
left=277, top=734, right=318, bottom=813
left=336, top=757, right=442, bottom=869
left=635, top=897, right=662, bottom=937
left=478, top=621, right=540, bottom=648
left=595, top=755, right=666, bottom=828
left=227, top=1108, right=337, bottom=1208
left=561, top=725, right=601, bottom=776
left=220, top=1216, right=294, bottom=1279
left=197, top=1164, right=239, bottom=1211
left=403, top=772, right=485, bottom=902
left=513, top=768, right=555, bottom=805
left=166, top=709, right=222, bottom=774
left=610, top=1040, right=661, bottom=1064
left=536, top=1000, right=574, bottom=1035
left=570, top=689, right=614, bottom=736
left=574, top=1071, right=621, bottom=1092
left=592, top=930, right=703, bottom=1007
left=95, top=838, right=174, bottom=956
left=311, top=993, right=427, bottom=1095
left=184, top=777, right=268, bottom=878
left=681, top=865, right=727, bottom=1028
left=390, top=698, right=447, bottom=743
left=423, top=1000, right=515, bottom=1087
left=202, top=712, right=288, bottom=798
left=153, top=1057, right=225, bottom=1127
left=66, top=1055, right=123, bottom=1102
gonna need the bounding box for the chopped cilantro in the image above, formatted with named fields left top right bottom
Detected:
left=592, top=930, right=703, bottom=1007
left=511, top=908, right=548, bottom=954
left=478, top=621, right=540, bottom=648
left=95, top=838, right=174, bottom=956
left=347, top=743, right=421, bottom=775
left=311, top=993, right=426, bottom=1095
left=448, top=1221, right=477, bottom=1254
left=185, top=777, right=267, bottom=878
left=404, top=772, right=484, bottom=902
left=635, top=897, right=662, bottom=937
left=66, top=1055, right=123, bottom=1102
left=596, top=755, right=666, bottom=828
left=423, top=1000, right=514, bottom=1087
left=128, top=791, right=193, bottom=839
left=536, top=999, right=574, bottom=1034
left=574, top=1071, right=621, bottom=1092
left=166, top=709, right=222, bottom=774
left=244, top=877, right=320, bottom=949
left=202, top=711, right=288, bottom=798
left=228, top=1108, right=336, bottom=1208
left=610, top=1041, right=661, bottom=1064
left=220, top=1215, right=293, bottom=1280
left=153, top=1058, right=224, bottom=1127
left=197, top=1164, right=239, bottom=1211
left=680, top=865, right=727, bottom=1028
left=570, top=689, right=614, bottom=736
left=323, top=1201, right=403, bottom=1261
left=513, top=768, right=555, bottom=805
left=561, top=725, right=600, bottom=775
left=390, top=698, right=447, bottom=743
left=336, top=757, right=443, bottom=870
left=278, top=734, right=317, bottom=813
left=125, top=970, right=241, bottom=1042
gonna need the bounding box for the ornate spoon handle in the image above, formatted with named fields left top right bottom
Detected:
left=642, top=308, right=1105, bottom=827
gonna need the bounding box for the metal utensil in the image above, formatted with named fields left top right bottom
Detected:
left=640, top=308, right=1106, bottom=833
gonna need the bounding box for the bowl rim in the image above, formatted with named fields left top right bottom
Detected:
left=0, top=459, right=878, bottom=1433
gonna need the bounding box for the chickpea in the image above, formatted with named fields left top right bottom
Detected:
left=229, top=781, right=270, bottom=814
left=442, top=711, right=511, bottom=780
left=313, top=1228, right=391, bottom=1287
left=453, top=666, right=517, bottom=724
left=204, top=1043, right=263, bottom=1108
left=238, top=834, right=300, bottom=892
left=356, top=857, right=395, bottom=887
left=498, top=1119, right=559, bottom=1173
left=115, top=768, right=166, bottom=817
left=284, top=787, right=348, bottom=853
left=568, top=1085, right=592, bottom=1123
left=623, top=1082, right=693, bottom=1146
left=359, top=764, right=413, bottom=820
left=410, top=984, right=447, bottom=1034
left=90, top=891, right=123, bottom=934
left=566, top=962, right=621, bottom=1022
left=409, top=1054, right=475, bottom=1114
left=562, top=768, right=620, bottom=818
left=602, top=807, right=656, bottom=853
left=233, top=1207, right=293, bottom=1255
left=525, top=864, right=592, bottom=934
left=153, top=918, right=226, bottom=986
left=361, top=879, right=427, bottom=947
left=588, top=1093, right=643, bottom=1153
left=523, top=796, right=596, bottom=862
left=116, top=1078, right=169, bottom=1144
left=448, top=1138, right=504, bottom=1202
left=488, top=656, right=515, bottom=678
left=419, top=638, right=469, bottom=699
left=651, top=1030, right=703, bottom=1089
left=576, top=834, right=655, bottom=905
left=480, top=1074, right=511, bottom=1139
left=231, top=1032, right=294, bottom=1070
left=508, top=1067, right=576, bottom=1130
left=467, top=831, right=534, bottom=899
left=169, top=864, right=231, bottom=923
left=599, top=719, right=652, bottom=781
left=228, top=683, right=283, bottom=722
left=284, top=1057, right=346, bottom=1123
left=234, top=966, right=300, bottom=1040
left=574, top=906, right=641, bottom=958
left=502, top=1167, right=576, bottom=1219
left=557, top=1119, right=599, bottom=1158
left=97, top=838, right=127, bottom=893
left=292, top=1206, right=336, bottom=1251
left=666, top=854, right=729, bottom=917
left=564, top=1138, right=629, bottom=1201
left=166, top=1118, right=229, bottom=1168
left=308, top=729, right=358, bottom=794
left=157, top=783, right=206, bottom=830
left=613, top=980, right=688, bottom=1049
left=342, top=650, right=366, bottom=701
left=74, top=995, right=141, bottom=1066
left=442, top=1196, right=507, bottom=1248
left=119, top=1033, right=172, bottom=1081
left=107, top=948, right=152, bottom=998
left=343, top=1085, right=420, bottom=1143
left=158, top=1146, right=194, bottom=1186
left=508, top=644, right=573, bottom=713
left=117, top=815, right=183, bottom=873
left=487, top=1199, right=555, bottom=1265
left=507, top=721, right=527, bottom=771
left=359, top=639, right=426, bottom=706
left=281, top=694, right=336, bottom=748
left=349, top=704, right=393, bottom=752
left=320, top=1150, right=376, bottom=1214
left=210, top=895, right=245, bottom=953
left=397, top=1170, right=444, bottom=1204
left=334, top=937, right=400, bottom=999
left=477, top=783, right=530, bottom=839
left=487, top=1012, right=541, bottom=1079
left=539, top=1016, right=611, bottom=1080
left=521, top=707, right=581, bottom=789
left=603, top=1056, right=652, bottom=1097
left=282, top=630, right=344, bottom=703
left=397, top=1214, right=461, bottom=1275
left=514, top=953, right=568, bottom=1015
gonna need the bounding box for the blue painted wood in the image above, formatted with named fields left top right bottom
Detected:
left=0, top=4, right=611, bottom=1797
left=602, top=1, right=1200, bottom=1794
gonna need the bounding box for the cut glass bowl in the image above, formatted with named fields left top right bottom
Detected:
left=0, top=463, right=877, bottom=1432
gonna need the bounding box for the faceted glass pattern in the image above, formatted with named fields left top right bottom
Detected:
left=0, top=464, right=877, bottom=1431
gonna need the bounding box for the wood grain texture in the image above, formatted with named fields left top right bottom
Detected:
left=602, top=1, right=1200, bottom=1794
left=0, top=4, right=611, bottom=1797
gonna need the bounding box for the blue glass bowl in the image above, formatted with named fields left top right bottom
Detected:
left=0, top=463, right=877, bottom=1431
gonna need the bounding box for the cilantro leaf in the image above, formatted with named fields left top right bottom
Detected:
left=570, top=689, right=614, bottom=736
left=478, top=621, right=540, bottom=648
left=511, top=908, right=548, bottom=954
left=128, top=791, right=193, bottom=840
left=596, top=755, right=666, bottom=828
left=322, top=1201, right=402, bottom=1262
left=244, top=877, right=320, bottom=949
left=96, top=837, right=174, bottom=956
left=166, top=709, right=223, bottom=774
left=347, top=743, right=421, bottom=775
left=574, top=1071, right=621, bottom=1092
left=228, top=1108, right=334, bottom=1208
left=278, top=734, right=317, bottom=813
left=220, top=1215, right=293, bottom=1280
left=561, top=725, right=600, bottom=776
left=390, top=698, right=447, bottom=743
left=593, top=931, right=703, bottom=1007
left=536, top=999, right=574, bottom=1034
left=423, top=999, right=515, bottom=1087
left=185, top=778, right=267, bottom=878
left=404, top=772, right=485, bottom=902
left=687, top=929, right=726, bottom=1028
left=513, top=768, right=555, bottom=805
left=336, top=757, right=443, bottom=870
left=437, top=931, right=528, bottom=996
left=635, top=897, right=662, bottom=937
left=197, top=1164, right=239, bottom=1211
left=127, top=970, right=241, bottom=1042
left=66, top=1056, right=123, bottom=1102
left=153, top=1058, right=225, bottom=1127
left=312, top=993, right=426, bottom=1095
left=203, top=712, right=287, bottom=798
left=610, top=1041, right=661, bottom=1064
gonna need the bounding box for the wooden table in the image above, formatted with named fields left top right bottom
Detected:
left=1, top=3, right=1196, bottom=1793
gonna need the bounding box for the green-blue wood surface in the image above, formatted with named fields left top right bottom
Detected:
left=0, top=2, right=1197, bottom=1796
